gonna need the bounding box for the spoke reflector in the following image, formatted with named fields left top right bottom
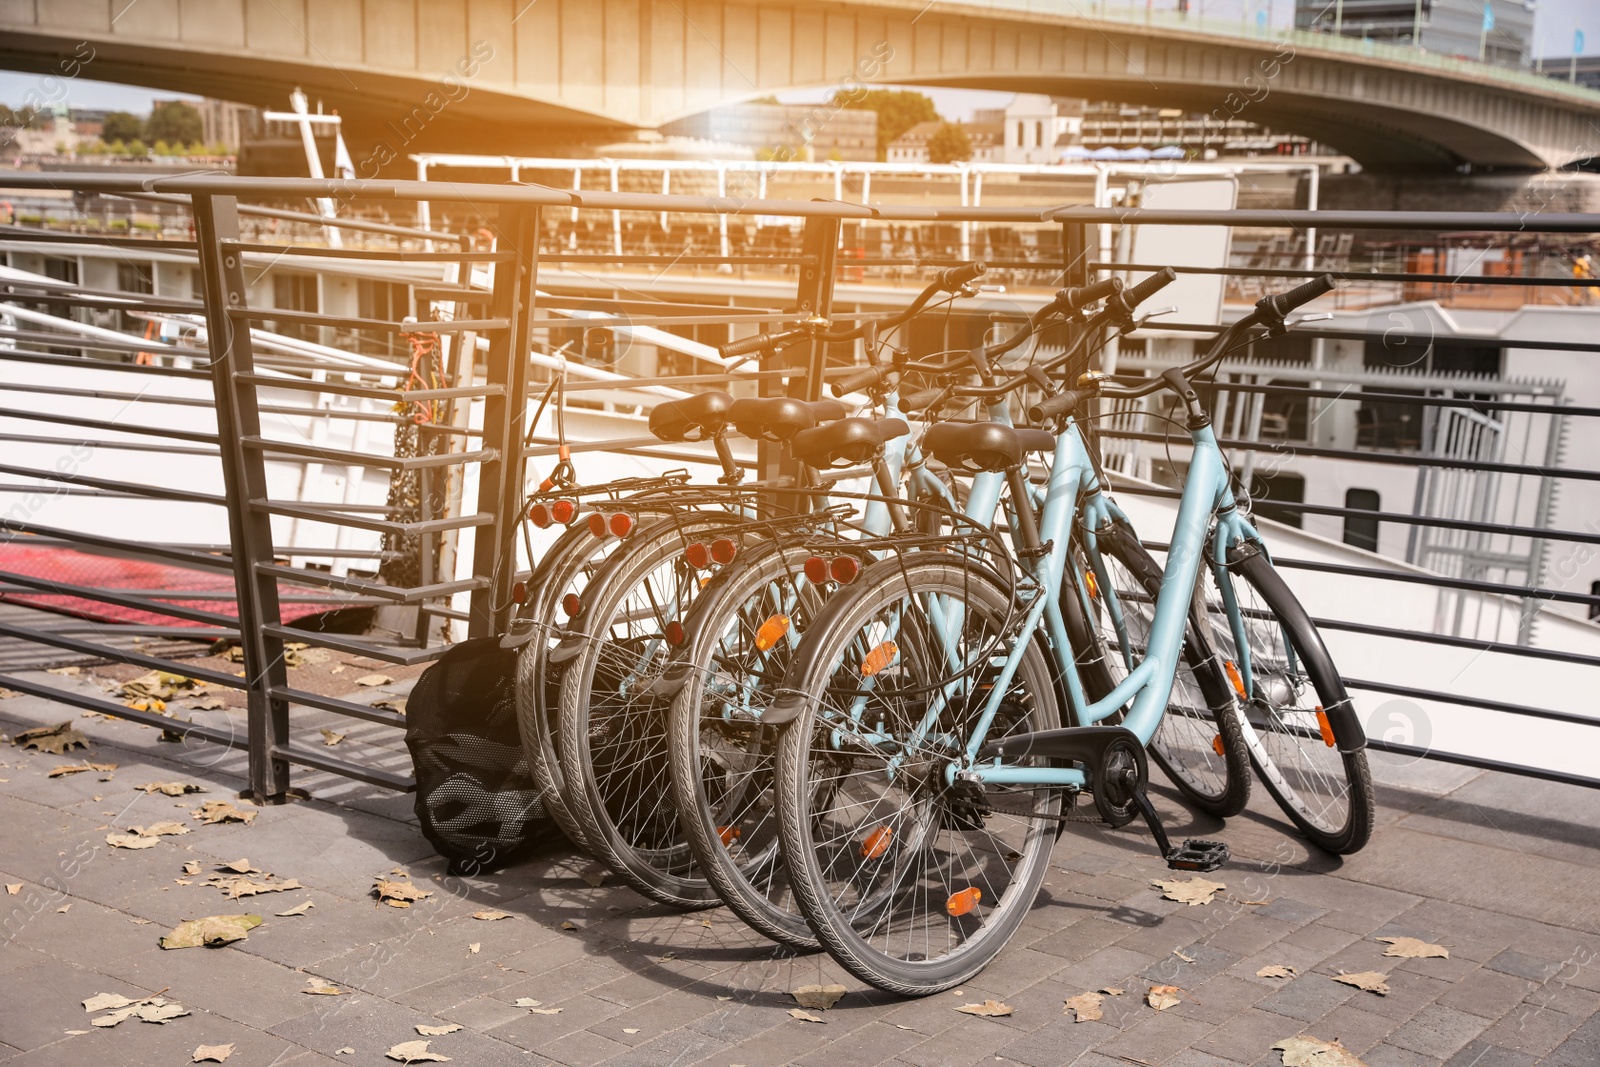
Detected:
left=861, top=826, right=891, bottom=859
left=710, top=537, right=738, bottom=565
left=829, top=555, right=861, bottom=584
left=562, top=593, right=582, bottom=618
left=550, top=498, right=577, bottom=525
left=754, top=614, right=790, bottom=651
left=1224, top=660, right=1247, bottom=699
left=716, top=825, right=741, bottom=848
left=860, top=641, right=898, bottom=677
left=684, top=542, right=711, bottom=570
left=1084, top=570, right=1098, bottom=598
left=1211, top=734, right=1225, bottom=757
left=946, top=887, right=982, bottom=916
left=1315, top=706, right=1336, bottom=747
left=803, top=556, right=829, bottom=585
left=664, top=621, right=686, bottom=646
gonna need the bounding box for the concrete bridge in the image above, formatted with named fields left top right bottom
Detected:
left=3, top=0, right=1598, bottom=172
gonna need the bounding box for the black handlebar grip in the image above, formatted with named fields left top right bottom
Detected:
left=719, top=332, right=774, bottom=359
left=1051, top=277, right=1124, bottom=313
left=934, top=261, right=987, bottom=291
left=1125, top=266, right=1178, bottom=308
left=1257, top=273, right=1337, bottom=320
left=898, top=388, right=946, bottom=414
left=1028, top=391, right=1084, bottom=423
left=831, top=365, right=885, bottom=397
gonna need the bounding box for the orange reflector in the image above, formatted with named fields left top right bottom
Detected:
left=1211, top=734, right=1226, bottom=757
left=1224, top=660, right=1247, bottom=699
left=664, top=621, right=686, bottom=646
left=754, top=614, right=790, bottom=651
left=528, top=502, right=552, bottom=529
left=717, top=825, right=741, bottom=848
left=946, top=887, right=982, bottom=917
left=550, top=498, right=577, bottom=525
left=1315, top=706, right=1336, bottom=748
left=1084, top=570, right=1098, bottom=598
left=511, top=581, right=527, bottom=605
left=860, top=641, right=897, bottom=677
left=861, top=826, right=891, bottom=859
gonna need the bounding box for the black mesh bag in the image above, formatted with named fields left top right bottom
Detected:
left=405, top=637, right=561, bottom=873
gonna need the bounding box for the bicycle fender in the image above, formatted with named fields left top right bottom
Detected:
left=499, top=617, right=539, bottom=650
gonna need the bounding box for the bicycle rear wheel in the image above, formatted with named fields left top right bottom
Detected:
left=1200, top=543, right=1374, bottom=854
left=773, top=556, right=1061, bottom=995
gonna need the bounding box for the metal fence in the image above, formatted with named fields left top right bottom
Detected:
left=0, top=171, right=1596, bottom=803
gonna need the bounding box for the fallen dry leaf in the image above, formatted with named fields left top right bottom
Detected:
left=1101, top=987, right=1124, bottom=996
left=320, top=729, right=345, bottom=747
left=356, top=674, right=393, bottom=687
left=472, top=910, right=511, bottom=921
left=83, top=992, right=137, bottom=1012
left=303, top=978, right=345, bottom=996
left=141, top=781, right=206, bottom=796
left=14, top=722, right=89, bottom=755
left=1332, top=971, right=1391, bottom=996
left=559, top=920, right=578, bottom=931
left=134, top=821, right=190, bottom=837
left=191, top=801, right=256, bottom=825
left=209, top=876, right=304, bottom=900
left=186, top=695, right=227, bottom=711
left=1151, top=876, right=1226, bottom=906
left=385, top=1040, right=450, bottom=1063
left=468, top=943, right=480, bottom=955
left=415, top=1024, right=462, bottom=1036
left=5, top=883, right=20, bottom=895
left=159, top=913, right=262, bottom=949
left=45, top=665, right=81, bottom=675
left=1273, top=1035, right=1370, bottom=1066
left=276, top=900, right=314, bottom=916
left=956, top=1000, right=1014, bottom=1017
left=622, top=1027, right=641, bottom=1034
left=513, top=998, right=543, bottom=1007
left=193, top=1043, right=235, bottom=1063
left=90, top=995, right=190, bottom=1027
left=1376, top=936, right=1449, bottom=959
left=1063, top=991, right=1104, bottom=1022
left=336, top=1049, right=354, bottom=1056
left=526, top=1007, right=562, bottom=1015
left=373, top=877, right=432, bottom=908
left=56, top=903, right=70, bottom=913
left=1146, top=985, right=1182, bottom=1011
left=220, top=859, right=259, bottom=874
left=1174, top=949, right=1196, bottom=963
left=48, top=762, right=116, bottom=778
left=106, top=832, right=161, bottom=850
left=787, top=1008, right=826, bottom=1023
left=372, top=697, right=405, bottom=713
left=790, top=984, right=846, bottom=1010
left=1258, top=965, right=1298, bottom=979
left=182, top=861, right=203, bottom=876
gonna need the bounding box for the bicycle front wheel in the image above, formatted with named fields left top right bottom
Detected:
left=773, top=556, right=1062, bottom=995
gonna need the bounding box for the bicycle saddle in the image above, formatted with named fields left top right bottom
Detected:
left=729, top=396, right=848, bottom=442
left=648, top=391, right=733, bottom=442
left=923, top=421, right=1055, bottom=473
left=790, top=417, right=909, bottom=469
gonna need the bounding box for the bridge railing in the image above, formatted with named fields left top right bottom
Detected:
left=0, top=170, right=1596, bottom=804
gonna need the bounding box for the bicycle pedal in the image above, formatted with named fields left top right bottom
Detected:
left=1165, top=839, right=1230, bottom=872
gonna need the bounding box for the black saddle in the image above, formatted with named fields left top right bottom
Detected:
left=649, top=391, right=733, bottom=442
left=790, top=417, right=910, bottom=470
left=923, top=421, right=1056, bottom=473
left=729, top=396, right=848, bottom=442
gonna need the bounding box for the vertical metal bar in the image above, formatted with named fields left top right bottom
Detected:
left=191, top=193, right=292, bottom=802
left=795, top=216, right=841, bottom=404
left=468, top=205, right=538, bottom=637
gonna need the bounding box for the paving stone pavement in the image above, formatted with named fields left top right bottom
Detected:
left=1, top=671, right=1597, bottom=1067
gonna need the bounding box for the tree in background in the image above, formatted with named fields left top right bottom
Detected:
left=145, top=101, right=203, bottom=147
left=926, top=122, right=973, bottom=164
left=829, top=88, right=938, bottom=161
left=101, top=111, right=143, bottom=144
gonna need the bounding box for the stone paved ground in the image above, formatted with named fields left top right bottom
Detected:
left=1, top=668, right=1597, bottom=1067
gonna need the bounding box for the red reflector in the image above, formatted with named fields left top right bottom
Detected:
left=710, top=538, right=738, bottom=565
left=562, top=593, right=582, bottom=617
left=664, top=620, right=686, bottom=646
left=551, top=498, right=577, bottom=525
left=529, top=502, right=552, bottom=529
left=511, top=581, right=527, bottom=604
left=803, top=556, right=829, bottom=584
left=586, top=513, right=608, bottom=538
left=829, top=555, right=861, bottom=584
left=684, top=543, right=711, bottom=570
left=609, top=512, right=635, bottom=538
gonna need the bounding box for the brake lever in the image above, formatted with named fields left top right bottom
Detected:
left=1287, top=312, right=1334, bottom=326
left=1129, top=305, right=1179, bottom=330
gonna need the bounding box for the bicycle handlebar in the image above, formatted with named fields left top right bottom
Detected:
left=1255, top=272, right=1336, bottom=323
left=831, top=364, right=891, bottom=397
left=934, top=261, right=987, bottom=291
left=1124, top=267, right=1178, bottom=309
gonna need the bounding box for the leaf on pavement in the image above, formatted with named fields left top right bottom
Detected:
left=1151, top=876, right=1226, bottom=906
left=513, top=998, right=542, bottom=1007
left=1376, top=936, right=1449, bottom=959
left=320, top=729, right=345, bottom=747
left=159, top=913, right=263, bottom=949
left=5, top=883, right=20, bottom=895
left=373, top=877, right=432, bottom=908
left=133, top=821, right=190, bottom=837
left=356, top=674, right=393, bottom=687
left=90, top=995, right=191, bottom=1027
left=303, top=978, right=346, bottom=996
left=1257, top=965, right=1298, bottom=979
left=106, top=832, right=161, bottom=850
left=193, top=1043, right=235, bottom=1063
left=82, top=993, right=137, bottom=1012
left=49, top=762, right=117, bottom=778
left=1146, top=985, right=1182, bottom=1011
left=191, top=801, right=256, bottom=825
left=386, top=1040, right=450, bottom=1063
left=276, top=900, right=314, bottom=916
left=1063, top=991, right=1104, bottom=1022
left=790, top=984, right=846, bottom=1010
left=1101, top=987, right=1124, bottom=996
left=14, top=722, right=89, bottom=755
left=787, top=1008, right=827, bottom=1023
left=220, top=858, right=259, bottom=874
left=956, top=1000, right=1014, bottom=1017
left=559, top=920, right=578, bottom=930
left=208, top=876, right=304, bottom=899
left=1173, top=949, right=1196, bottom=963
left=186, top=695, right=227, bottom=711
left=1331, top=971, right=1390, bottom=996
left=415, top=1024, right=462, bottom=1036
left=1273, top=1035, right=1370, bottom=1066
left=182, top=861, right=203, bottom=876
left=468, top=943, right=480, bottom=955
left=336, top=1049, right=354, bottom=1056
left=526, top=1007, right=562, bottom=1015
left=472, top=910, right=511, bottom=921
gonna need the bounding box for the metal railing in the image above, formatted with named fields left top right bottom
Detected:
left=0, top=170, right=1596, bottom=803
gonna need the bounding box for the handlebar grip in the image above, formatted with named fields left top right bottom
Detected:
left=898, top=388, right=947, bottom=414
left=719, top=332, right=774, bottom=359
left=1028, top=391, right=1086, bottom=422
left=831, top=365, right=885, bottom=397
left=1049, top=277, right=1123, bottom=314
left=934, top=261, right=986, bottom=291
left=1256, top=273, right=1336, bottom=320
left=1125, top=266, right=1178, bottom=308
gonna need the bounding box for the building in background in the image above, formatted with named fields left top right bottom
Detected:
left=887, top=120, right=1003, bottom=163
left=660, top=102, right=877, bottom=161
left=1295, top=0, right=1534, bottom=68
left=196, top=98, right=262, bottom=151
left=1538, top=54, right=1600, bottom=91
left=1078, top=103, right=1317, bottom=157
left=971, top=94, right=1084, bottom=164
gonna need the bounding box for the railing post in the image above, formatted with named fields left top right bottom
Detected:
left=192, top=193, right=292, bottom=802
left=468, top=205, right=538, bottom=638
